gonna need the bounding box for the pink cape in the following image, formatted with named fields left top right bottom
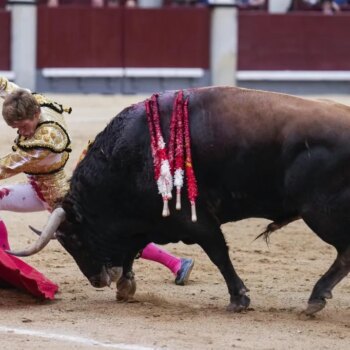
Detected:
left=0, top=248, right=58, bottom=300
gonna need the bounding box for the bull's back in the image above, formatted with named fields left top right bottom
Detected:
left=188, top=86, right=350, bottom=147
left=181, top=88, right=350, bottom=214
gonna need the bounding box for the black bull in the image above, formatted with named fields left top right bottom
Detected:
left=11, top=86, right=350, bottom=315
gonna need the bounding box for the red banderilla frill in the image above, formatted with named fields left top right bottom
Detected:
left=145, top=91, right=198, bottom=222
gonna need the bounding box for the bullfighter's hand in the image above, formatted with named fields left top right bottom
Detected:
left=0, top=76, right=8, bottom=91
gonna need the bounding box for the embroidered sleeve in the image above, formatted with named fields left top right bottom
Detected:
left=16, top=124, right=71, bottom=153
left=0, top=148, right=52, bottom=180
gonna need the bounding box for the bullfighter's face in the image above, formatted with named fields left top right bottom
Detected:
left=9, top=110, right=40, bottom=138
left=56, top=223, right=123, bottom=288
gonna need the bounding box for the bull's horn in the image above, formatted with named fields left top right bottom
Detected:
left=29, top=225, right=57, bottom=239
left=28, top=225, right=42, bottom=236
left=7, top=207, right=66, bottom=257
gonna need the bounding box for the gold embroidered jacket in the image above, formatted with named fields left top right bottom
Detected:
left=0, top=77, right=72, bottom=209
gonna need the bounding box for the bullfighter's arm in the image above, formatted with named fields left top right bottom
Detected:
left=0, top=148, right=52, bottom=180
left=0, top=77, right=23, bottom=99
left=0, top=122, right=70, bottom=180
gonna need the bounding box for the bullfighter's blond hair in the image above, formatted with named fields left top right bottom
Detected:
left=2, top=89, right=40, bottom=126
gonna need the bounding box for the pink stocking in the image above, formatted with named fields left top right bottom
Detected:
left=0, top=220, right=10, bottom=250
left=140, top=243, right=181, bottom=275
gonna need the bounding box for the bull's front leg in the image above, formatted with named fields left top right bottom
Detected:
left=116, top=271, right=136, bottom=302
left=304, top=246, right=350, bottom=315
left=116, top=254, right=137, bottom=302
left=197, top=226, right=250, bottom=312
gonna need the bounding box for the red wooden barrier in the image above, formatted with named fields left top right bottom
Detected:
left=124, top=8, right=210, bottom=68
left=0, top=10, right=10, bottom=70
left=37, top=7, right=123, bottom=68
left=37, top=6, right=210, bottom=69
left=238, top=12, right=350, bottom=71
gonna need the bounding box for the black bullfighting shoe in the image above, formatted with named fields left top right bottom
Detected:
left=175, top=258, right=194, bottom=286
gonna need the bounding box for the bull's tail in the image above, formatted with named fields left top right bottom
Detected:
left=254, top=216, right=301, bottom=244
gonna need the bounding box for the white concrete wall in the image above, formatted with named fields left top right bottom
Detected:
left=210, top=6, right=238, bottom=86
left=268, top=0, right=292, bottom=13
left=8, top=0, right=37, bottom=90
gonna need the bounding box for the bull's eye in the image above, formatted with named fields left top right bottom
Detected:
left=106, top=261, right=113, bottom=268
left=55, top=231, right=64, bottom=240
left=75, top=213, right=83, bottom=223
left=56, top=231, right=82, bottom=250
left=70, top=234, right=83, bottom=249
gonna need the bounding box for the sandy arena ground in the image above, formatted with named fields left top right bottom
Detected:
left=0, top=92, right=349, bottom=349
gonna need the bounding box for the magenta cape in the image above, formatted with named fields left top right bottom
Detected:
left=0, top=248, right=58, bottom=300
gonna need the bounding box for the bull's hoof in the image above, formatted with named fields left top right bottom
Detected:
left=303, top=299, right=326, bottom=316
left=226, top=295, right=250, bottom=313
left=116, top=275, right=136, bottom=302
left=321, top=290, right=333, bottom=299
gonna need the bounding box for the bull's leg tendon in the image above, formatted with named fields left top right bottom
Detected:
left=305, top=246, right=350, bottom=315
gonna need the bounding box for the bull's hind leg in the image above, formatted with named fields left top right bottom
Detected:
left=305, top=246, right=350, bottom=315
left=302, top=192, right=350, bottom=315
left=195, top=222, right=250, bottom=312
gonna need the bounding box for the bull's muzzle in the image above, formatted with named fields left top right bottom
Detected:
left=89, top=266, right=123, bottom=288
